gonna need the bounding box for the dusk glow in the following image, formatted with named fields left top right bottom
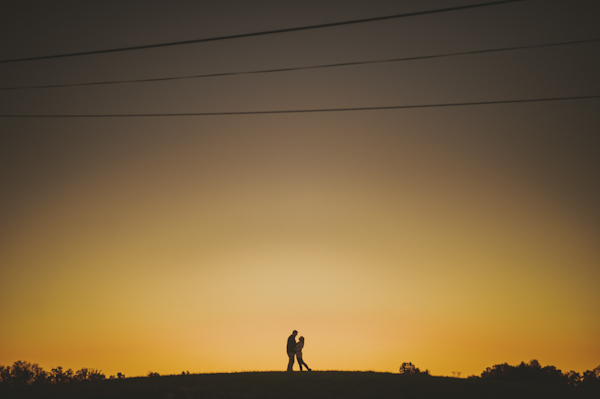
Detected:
left=1, top=0, right=599, bottom=378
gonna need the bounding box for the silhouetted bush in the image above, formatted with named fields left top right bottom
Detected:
left=399, top=362, right=430, bottom=375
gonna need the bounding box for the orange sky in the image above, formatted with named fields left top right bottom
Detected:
left=1, top=0, right=599, bottom=378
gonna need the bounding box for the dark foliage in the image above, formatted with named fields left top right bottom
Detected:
left=1, top=371, right=598, bottom=399
left=74, top=367, right=106, bottom=382
left=1, top=359, right=598, bottom=399
left=478, top=359, right=600, bottom=388
left=581, top=366, right=600, bottom=388
left=0, top=361, right=110, bottom=386
left=399, top=362, right=430, bottom=375
left=0, top=361, right=48, bottom=387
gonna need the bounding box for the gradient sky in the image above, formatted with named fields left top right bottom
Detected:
left=1, top=0, right=599, bottom=377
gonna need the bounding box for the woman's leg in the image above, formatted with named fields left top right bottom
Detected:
left=297, top=354, right=304, bottom=371
left=297, top=355, right=310, bottom=371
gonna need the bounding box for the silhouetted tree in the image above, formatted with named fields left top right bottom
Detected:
left=0, top=365, right=9, bottom=385
left=74, top=368, right=105, bottom=382
left=9, top=361, right=35, bottom=386
left=1, top=361, right=48, bottom=387
left=30, top=363, right=48, bottom=385
left=50, top=366, right=73, bottom=384
left=74, top=368, right=90, bottom=382
left=481, top=362, right=512, bottom=380
left=566, top=370, right=582, bottom=386
left=581, top=365, right=600, bottom=388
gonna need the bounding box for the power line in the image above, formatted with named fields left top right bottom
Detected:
left=2, top=38, right=596, bottom=91
left=1, top=95, right=597, bottom=118
left=0, top=0, right=526, bottom=64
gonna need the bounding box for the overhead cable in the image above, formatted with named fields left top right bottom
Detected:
left=1, top=38, right=596, bottom=91
left=1, top=95, right=597, bottom=118
left=0, top=0, right=527, bottom=64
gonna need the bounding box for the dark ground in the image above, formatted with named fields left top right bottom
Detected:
left=2, top=371, right=599, bottom=399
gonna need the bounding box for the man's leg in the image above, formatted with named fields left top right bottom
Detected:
left=287, top=352, right=295, bottom=371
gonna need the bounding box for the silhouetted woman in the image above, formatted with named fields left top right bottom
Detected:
left=295, top=336, right=311, bottom=371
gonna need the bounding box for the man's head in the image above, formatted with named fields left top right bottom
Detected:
left=292, top=330, right=298, bottom=336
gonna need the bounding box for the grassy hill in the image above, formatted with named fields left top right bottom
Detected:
left=2, top=371, right=598, bottom=399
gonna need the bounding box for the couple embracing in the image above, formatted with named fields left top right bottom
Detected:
left=286, top=330, right=311, bottom=371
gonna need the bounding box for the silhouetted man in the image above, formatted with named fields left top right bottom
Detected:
left=286, top=330, right=298, bottom=371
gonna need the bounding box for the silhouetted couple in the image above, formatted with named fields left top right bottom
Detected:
left=286, top=330, right=311, bottom=371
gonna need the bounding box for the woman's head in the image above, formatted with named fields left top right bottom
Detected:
left=299, top=336, right=304, bottom=342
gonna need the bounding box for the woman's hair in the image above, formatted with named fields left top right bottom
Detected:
left=299, top=336, right=304, bottom=341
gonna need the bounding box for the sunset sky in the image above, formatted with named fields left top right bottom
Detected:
left=1, top=0, right=599, bottom=377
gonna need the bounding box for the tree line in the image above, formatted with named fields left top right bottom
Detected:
left=0, top=361, right=125, bottom=387
left=468, top=359, right=600, bottom=388
left=1, top=359, right=599, bottom=388
left=396, top=359, right=600, bottom=388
